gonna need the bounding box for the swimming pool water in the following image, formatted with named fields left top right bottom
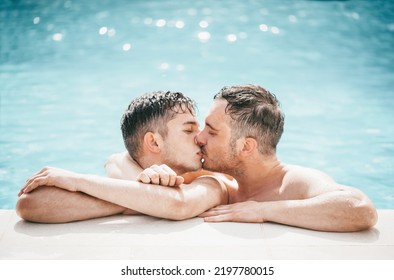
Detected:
left=1, top=0, right=393, bottom=209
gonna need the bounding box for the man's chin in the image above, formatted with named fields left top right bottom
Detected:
left=180, top=164, right=202, bottom=174
left=202, top=161, right=222, bottom=173
left=201, top=162, right=212, bottom=171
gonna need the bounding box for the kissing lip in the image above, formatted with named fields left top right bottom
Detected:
left=197, top=150, right=206, bottom=164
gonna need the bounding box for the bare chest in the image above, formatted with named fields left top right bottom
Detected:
left=227, top=184, right=280, bottom=203
left=227, top=180, right=303, bottom=203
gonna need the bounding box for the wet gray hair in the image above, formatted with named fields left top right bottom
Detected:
left=214, top=84, right=284, bottom=156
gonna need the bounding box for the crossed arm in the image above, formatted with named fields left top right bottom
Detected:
left=19, top=167, right=227, bottom=221
left=16, top=153, right=227, bottom=223
left=16, top=153, right=377, bottom=231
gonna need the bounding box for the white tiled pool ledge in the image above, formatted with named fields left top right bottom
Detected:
left=0, top=209, right=393, bottom=260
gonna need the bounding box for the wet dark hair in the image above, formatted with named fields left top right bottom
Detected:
left=214, top=84, right=284, bottom=156
left=121, top=91, right=196, bottom=160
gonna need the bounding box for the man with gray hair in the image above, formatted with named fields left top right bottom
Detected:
left=196, top=84, right=377, bottom=232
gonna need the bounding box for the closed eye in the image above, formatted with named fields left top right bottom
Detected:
left=183, top=121, right=199, bottom=134
left=205, top=122, right=219, bottom=136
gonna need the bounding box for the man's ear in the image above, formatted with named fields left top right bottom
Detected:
left=240, top=137, right=257, bottom=156
left=143, top=132, right=161, bottom=154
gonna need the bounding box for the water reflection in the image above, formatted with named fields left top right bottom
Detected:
left=226, top=34, right=237, bottom=43
left=33, top=16, right=40, bottom=24
left=0, top=0, right=393, bottom=210
left=52, top=33, right=63, bottom=41
left=175, top=20, right=185, bottom=29
left=155, top=19, right=166, bottom=27
left=197, top=31, right=210, bottom=42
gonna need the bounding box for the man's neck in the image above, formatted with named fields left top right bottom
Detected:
left=233, top=155, right=283, bottom=198
left=137, top=155, right=162, bottom=170
left=137, top=155, right=188, bottom=178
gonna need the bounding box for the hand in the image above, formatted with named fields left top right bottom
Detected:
left=199, top=201, right=265, bottom=223
left=136, top=164, right=184, bottom=186
left=18, top=166, right=80, bottom=196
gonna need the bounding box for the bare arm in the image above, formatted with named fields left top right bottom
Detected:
left=20, top=167, right=228, bottom=221
left=200, top=168, right=377, bottom=232
left=16, top=152, right=142, bottom=223
left=264, top=186, right=377, bottom=232
left=16, top=186, right=129, bottom=223
left=201, top=188, right=377, bottom=232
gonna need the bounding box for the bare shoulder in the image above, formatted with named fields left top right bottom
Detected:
left=280, top=164, right=343, bottom=198
left=283, top=164, right=336, bottom=182
left=104, top=152, right=123, bottom=178
left=104, top=151, right=141, bottom=180
left=183, top=171, right=231, bottom=204
left=104, top=152, right=127, bottom=167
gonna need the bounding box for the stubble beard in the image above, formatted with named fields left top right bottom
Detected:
left=201, top=147, right=241, bottom=175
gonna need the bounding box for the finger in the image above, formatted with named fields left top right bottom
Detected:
left=147, top=168, right=160, bottom=185
left=151, top=165, right=170, bottom=185
left=136, top=172, right=152, bottom=184
left=204, top=205, right=230, bottom=212
left=198, top=207, right=229, bottom=217
left=18, top=181, right=31, bottom=196
left=25, top=167, right=47, bottom=181
left=203, top=214, right=232, bottom=222
left=160, top=164, right=178, bottom=186
left=24, top=172, right=48, bottom=189
left=25, top=166, right=53, bottom=182
left=140, top=168, right=160, bottom=184
left=21, top=177, right=45, bottom=194
left=23, top=172, right=44, bottom=188
left=18, top=184, right=31, bottom=196
left=18, top=188, right=25, bottom=197
left=174, top=176, right=184, bottom=186
left=159, top=164, right=176, bottom=175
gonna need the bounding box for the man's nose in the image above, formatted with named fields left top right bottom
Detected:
left=195, top=131, right=203, bottom=146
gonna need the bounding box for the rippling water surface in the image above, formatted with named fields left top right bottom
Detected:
left=1, top=0, right=393, bottom=209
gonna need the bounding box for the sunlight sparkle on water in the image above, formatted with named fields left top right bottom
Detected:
left=99, top=26, right=108, bottom=35
left=226, top=34, right=237, bottom=42
left=122, top=43, right=131, bottom=51
left=199, top=20, right=209, bottom=28
left=156, top=19, right=166, bottom=27
left=259, top=24, right=268, bottom=32
left=175, top=20, right=185, bottom=29
left=52, top=33, right=63, bottom=41
left=198, top=31, right=211, bottom=42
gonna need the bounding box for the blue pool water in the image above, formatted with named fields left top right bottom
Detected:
left=1, top=0, right=393, bottom=209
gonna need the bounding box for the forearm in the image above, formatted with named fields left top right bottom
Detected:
left=20, top=167, right=225, bottom=221
left=73, top=174, right=226, bottom=221
left=16, top=186, right=129, bottom=223
left=262, top=191, right=378, bottom=232
left=75, top=174, right=189, bottom=220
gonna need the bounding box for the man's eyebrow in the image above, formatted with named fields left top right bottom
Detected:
left=183, top=121, right=199, bottom=126
left=205, top=121, right=219, bottom=131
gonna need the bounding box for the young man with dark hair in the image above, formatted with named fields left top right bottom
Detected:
left=17, top=91, right=228, bottom=223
